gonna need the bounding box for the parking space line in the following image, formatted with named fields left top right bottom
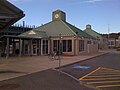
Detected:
left=79, top=67, right=120, bottom=89
left=96, top=84, right=120, bottom=88
left=92, top=73, right=120, bottom=75
left=86, top=80, right=120, bottom=85
left=87, top=74, right=120, bottom=78
left=101, top=67, right=120, bottom=72
left=79, top=67, right=101, bottom=80
left=82, top=77, right=120, bottom=81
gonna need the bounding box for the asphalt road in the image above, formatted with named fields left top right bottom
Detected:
left=0, top=51, right=119, bottom=90
left=0, top=69, right=95, bottom=90
left=60, top=52, right=120, bottom=78
left=59, top=51, right=120, bottom=90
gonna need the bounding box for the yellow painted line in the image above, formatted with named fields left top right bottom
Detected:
left=101, top=67, right=120, bottom=72
left=79, top=67, right=101, bottom=80
left=96, top=70, right=120, bottom=73
left=90, top=73, right=120, bottom=76
left=87, top=74, right=120, bottom=78
left=86, top=80, right=120, bottom=85
left=82, top=77, right=120, bottom=81
left=96, top=84, right=120, bottom=88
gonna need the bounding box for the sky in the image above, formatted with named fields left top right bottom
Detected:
left=8, top=0, right=120, bottom=34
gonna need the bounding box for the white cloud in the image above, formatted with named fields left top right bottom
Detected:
left=68, top=0, right=104, bottom=5
left=84, top=0, right=103, bottom=3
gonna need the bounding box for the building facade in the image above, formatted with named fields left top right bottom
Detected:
left=0, top=0, right=99, bottom=58
left=84, top=24, right=108, bottom=50
left=101, top=33, right=120, bottom=48
left=1, top=10, right=99, bottom=57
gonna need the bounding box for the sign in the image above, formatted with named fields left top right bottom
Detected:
left=72, top=65, right=90, bottom=70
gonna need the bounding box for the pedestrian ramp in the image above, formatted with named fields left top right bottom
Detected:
left=79, top=67, right=120, bottom=90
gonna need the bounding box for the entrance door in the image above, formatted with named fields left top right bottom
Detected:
left=32, top=44, right=37, bottom=55
left=42, top=40, right=48, bottom=55
left=53, top=40, right=60, bottom=52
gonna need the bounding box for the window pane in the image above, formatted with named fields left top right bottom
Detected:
left=79, top=40, right=84, bottom=51
left=68, top=40, right=72, bottom=52
left=63, top=40, right=66, bottom=52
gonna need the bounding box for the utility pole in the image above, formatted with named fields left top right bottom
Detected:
left=58, top=33, right=62, bottom=75
left=108, top=24, right=110, bottom=49
left=108, top=24, right=110, bottom=39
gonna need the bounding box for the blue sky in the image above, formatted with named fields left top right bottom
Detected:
left=8, top=0, right=120, bottom=34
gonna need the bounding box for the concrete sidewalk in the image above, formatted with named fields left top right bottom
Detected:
left=0, top=50, right=109, bottom=81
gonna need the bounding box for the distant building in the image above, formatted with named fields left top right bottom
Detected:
left=101, top=33, right=120, bottom=48
left=84, top=24, right=108, bottom=49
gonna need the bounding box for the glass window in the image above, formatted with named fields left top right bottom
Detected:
left=53, top=40, right=72, bottom=53
left=63, top=40, right=66, bottom=52
left=68, top=40, right=72, bottom=52
left=79, top=40, right=84, bottom=52
left=62, top=40, right=72, bottom=52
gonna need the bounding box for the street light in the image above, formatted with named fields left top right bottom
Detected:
left=58, top=33, right=62, bottom=74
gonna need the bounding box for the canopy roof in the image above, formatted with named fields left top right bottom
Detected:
left=0, top=0, right=25, bottom=30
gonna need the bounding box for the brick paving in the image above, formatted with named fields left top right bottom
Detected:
left=0, top=50, right=109, bottom=81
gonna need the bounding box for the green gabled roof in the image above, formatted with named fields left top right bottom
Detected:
left=19, top=30, right=48, bottom=38
left=84, top=28, right=103, bottom=39
left=32, top=20, right=95, bottom=39
left=64, top=22, right=95, bottom=39
left=33, top=20, right=76, bottom=37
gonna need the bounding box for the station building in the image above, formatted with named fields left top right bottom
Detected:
left=0, top=0, right=99, bottom=58
left=1, top=10, right=99, bottom=57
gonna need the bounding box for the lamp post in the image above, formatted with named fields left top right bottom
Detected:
left=58, top=33, right=62, bottom=74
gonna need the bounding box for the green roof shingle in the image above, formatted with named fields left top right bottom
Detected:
left=84, top=28, right=103, bottom=39
left=20, top=20, right=96, bottom=39
left=64, top=21, right=95, bottom=39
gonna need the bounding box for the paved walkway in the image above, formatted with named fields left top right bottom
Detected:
left=0, top=50, right=109, bottom=81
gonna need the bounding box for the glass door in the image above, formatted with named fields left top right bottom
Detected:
left=32, top=44, right=37, bottom=55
